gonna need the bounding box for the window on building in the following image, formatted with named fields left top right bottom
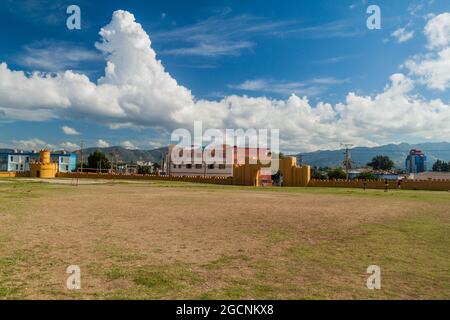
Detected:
left=10, top=156, right=13, bottom=162
left=208, top=164, right=214, bottom=169
left=219, top=164, right=226, bottom=169
left=186, top=164, right=192, bottom=169
left=173, top=164, right=177, bottom=169
left=195, top=164, right=202, bottom=169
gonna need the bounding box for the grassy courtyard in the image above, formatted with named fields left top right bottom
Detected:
left=0, top=179, right=449, bottom=299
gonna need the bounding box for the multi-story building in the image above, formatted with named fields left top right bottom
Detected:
left=0, top=150, right=39, bottom=172
left=405, top=149, right=427, bottom=174
left=167, top=144, right=273, bottom=185
left=0, top=150, right=77, bottom=173
left=51, top=152, right=78, bottom=173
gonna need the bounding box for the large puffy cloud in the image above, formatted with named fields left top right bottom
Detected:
left=0, top=10, right=450, bottom=152
left=406, top=13, right=450, bottom=90
left=405, top=48, right=450, bottom=90
left=424, top=12, right=450, bottom=49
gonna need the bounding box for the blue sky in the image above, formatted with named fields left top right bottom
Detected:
left=0, top=0, right=449, bottom=152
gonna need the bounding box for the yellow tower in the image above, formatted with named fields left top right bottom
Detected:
left=30, top=150, right=58, bottom=179
left=279, top=157, right=311, bottom=187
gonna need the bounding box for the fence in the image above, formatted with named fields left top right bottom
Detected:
left=308, top=179, right=450, bottom=191
left=2, top=170, right=450, bottom=191
left=0, top=172, right=30, bottom=178
left=56, top=172, right=234, bottom=185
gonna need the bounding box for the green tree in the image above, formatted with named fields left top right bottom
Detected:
left=432, top=160, right=450, bottom=172
left=367, top=155, right=394, bottom=171
left=356, top=172, right=377, bottom=180
left=138, top=166, right=152, bottom=175
left=311, top=166, right=328, bottom=180
left=327, top=168, right=347, bottom=180
left=76, top=163, right=88, bottom=170
left=87, top=151, right=111, bottom=171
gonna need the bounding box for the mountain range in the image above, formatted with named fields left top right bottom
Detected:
left=2, top=142, right=450, bottom=169
left=298, top=142, right=450, bottom=168
left=74, top=146, right=169, bottom=164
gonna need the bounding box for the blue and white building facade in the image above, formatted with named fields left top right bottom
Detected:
left=0, top=151, right=77, bottom=173
left=51, top=152, right=78, bottom=173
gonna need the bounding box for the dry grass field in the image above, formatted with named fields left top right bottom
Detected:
left=0, top=179, right=449, bottom=300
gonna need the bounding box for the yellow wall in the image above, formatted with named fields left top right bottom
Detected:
left=308, top=179, right=450, bottom=191
left=279, top=157, right=311, bottom=187
left=0, top=172, right=30, bottom=178
left=0, top=172, right=16, bottom=178
left=30, top=163, right=58, bottom=179
left=57, top=172, right=234, bottom=185
left=233, top=164, right=260, bottom=186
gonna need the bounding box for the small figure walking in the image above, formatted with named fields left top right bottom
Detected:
left=363, top=178, right=367, bottom=191
left=397, top=179, right=402, bottom=190
left=384, top=179, right=389, bottom=192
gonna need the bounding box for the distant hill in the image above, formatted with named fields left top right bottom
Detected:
left=299, top=142, right=450, bottom=168
left=75, top=146, right=168, bottom=164
left=4, top=142, right=450, bottom=169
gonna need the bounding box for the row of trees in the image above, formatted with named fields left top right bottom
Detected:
left=311, top=155, right=394, bottom=180
left=77, top=150, right=160, bottom=173
left=311, top=167, right=379, bottom=180
left=432, top=160, right=450, bottom=172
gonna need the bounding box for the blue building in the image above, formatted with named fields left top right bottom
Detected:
left=405, top=149, right=427, bottom=174
left=0, top=150, right=77, bottom=173
left=51, top=152, right=78, bottom=173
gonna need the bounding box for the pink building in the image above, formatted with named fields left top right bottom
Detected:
left=167, top=144, right=273, bottom=185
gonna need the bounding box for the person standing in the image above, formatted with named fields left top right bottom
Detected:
left=384, top=179, right=389, bottom=192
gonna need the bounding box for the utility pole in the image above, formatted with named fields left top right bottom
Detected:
left=341, top=143, right=353, bottom=180
left=109, top=152, right=116, bottom=174
left=80, top=140, right=84, bottom=174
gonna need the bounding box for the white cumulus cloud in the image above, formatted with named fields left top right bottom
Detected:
left=406, top=13, right=450, bottom=90
left=405, top=48, right=450, bottom=90
left=12, top=138, right=55, bottom=150
left=60, top=141, right=80, bottom=150
left=424, top=12, right=450, bottom=49
left=62, top=125, right=80, bottom=135
left=97, top=139, right=110, bottom=148
left=120, top=140, right=137, bottom=150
